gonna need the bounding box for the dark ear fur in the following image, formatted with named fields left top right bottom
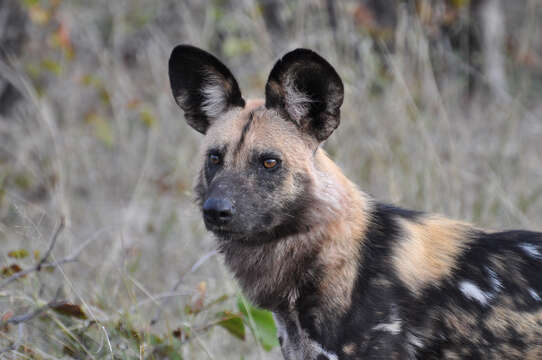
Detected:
left=169, top=45, right=245, bottom=134
left=265, top=49, right=344, bottom=142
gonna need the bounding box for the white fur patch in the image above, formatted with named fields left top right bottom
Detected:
left=284, top=74, right=314, bottom=123
left=201, top=84, right=227, bottom=118
left=200, top=71, right=229, bottom=118
left=372, top=320, right=402, bottom=335
left=519, top=243, right=542, bottom=259
left=372, top=305, right=402, bottom=335
left=486, top=267, right=503, bottom=292
left=311, top=342, right=338, bottom=360
left=528, top=288, right=541, bottom=302
left=459, top=280, right=492, bottom=305
left=407, top=333, right=424, bottom=348
left=406, top=332, right=424, bottom=358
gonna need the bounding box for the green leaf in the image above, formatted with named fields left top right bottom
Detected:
left=139, top=109, right=156, bottom=128
left=13, top=173, right=32, bottom=190
left=22, top=0, right=40, bottom=7
left=237, top=296, right=279, bottom=351
left=152, top=343, right=183, bottom=360
left=86, top=113, right=115, bottom=147
left=8, top=249, right=29, bottom=259
left=41, top=59, right=62, bottom=75
left=223, top=38, right=253, bottom=57
left=149, top=333, right=164, bottom=345
left=99, top=88, right=111, bottom=106
left=164, top=347, right=183, bottom=360
left=450, top=0, right=470, bottom=8
left=217, top=311, right=245, bottom=341
left=205, top=294, right=229, bottom=309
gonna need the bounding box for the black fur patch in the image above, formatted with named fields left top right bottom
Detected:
left=215, top=172, right=313, bottom=246
left=232, top=112, right=254, bottom=156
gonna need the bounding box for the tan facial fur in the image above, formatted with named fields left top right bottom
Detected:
left=202, top=99, right=312, bottom=187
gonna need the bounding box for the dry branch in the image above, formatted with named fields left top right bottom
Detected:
left=0, top=218, right=96, bottom=290
left=36, top=217, right=65, bottom=270
left=0, top=323, right=24, bottom=355
left=1, top=219, right=65, bottom=289
left=0, top=288, right=62, bottom=354
left=2, top=288, right=62, bottom=326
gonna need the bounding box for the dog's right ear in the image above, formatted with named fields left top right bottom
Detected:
left=169, top=45, right=245, bottom=134
left=265, top=49, right=344, bottom=144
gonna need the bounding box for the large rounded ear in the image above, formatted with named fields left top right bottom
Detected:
left=169, top=45, right=245, bottom=134
left=265, top=49, right=344, bottom=143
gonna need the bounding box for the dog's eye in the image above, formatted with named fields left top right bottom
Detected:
left=209, top=154, right=221, bottom=165
left=263, top=158, right=278, bottom=169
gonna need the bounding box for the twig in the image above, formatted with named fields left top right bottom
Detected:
left=0, top=323, right=24, bottom=354
left=0, top=287, right=63, bottom=357
left=4, top=301, right=55, bottom=326
left=150, top=249, right=217, bottom=325
left=0, top=219, right=98, bottom=290
left=37, top=217, right=65, bottom=271
left=2, top=287, right=62, bottom=326
left=0, top=258, right=76, bottom=290
left=0, top=219, right=65, bottom=289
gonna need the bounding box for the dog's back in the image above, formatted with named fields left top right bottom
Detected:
left=277, top=203, right=542, bottom=359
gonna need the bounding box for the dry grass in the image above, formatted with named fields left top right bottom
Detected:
left=0, top=0, right=541, bottom=359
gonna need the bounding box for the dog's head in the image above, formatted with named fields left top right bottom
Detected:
left=169, top=45, right=344, bottom=243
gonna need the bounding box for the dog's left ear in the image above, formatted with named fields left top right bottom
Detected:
left=265, top=49, right=344, bottom=143
left=169, top=45, right=245, bottom=134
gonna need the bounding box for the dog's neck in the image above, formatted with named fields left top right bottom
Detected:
left=218, top=150, right=372, bottom=314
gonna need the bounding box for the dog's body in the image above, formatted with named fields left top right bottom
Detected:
left=169, top=45, right=542, bottom=359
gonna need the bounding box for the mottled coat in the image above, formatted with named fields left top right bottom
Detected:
left=169, top=45, right=542, bottom=359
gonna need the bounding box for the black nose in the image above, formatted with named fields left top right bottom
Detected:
left=203, top=198, right=234, bottom=226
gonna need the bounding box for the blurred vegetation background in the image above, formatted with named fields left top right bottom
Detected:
left=0, top=0, right=541, bottom=358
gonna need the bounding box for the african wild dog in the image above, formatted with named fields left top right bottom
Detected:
left=168, top=45, right=542, bottom=359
